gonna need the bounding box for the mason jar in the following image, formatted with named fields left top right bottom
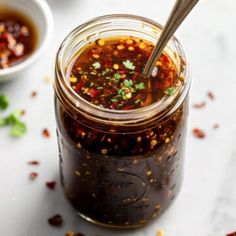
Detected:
left=54, top=14, right=190, bottom=228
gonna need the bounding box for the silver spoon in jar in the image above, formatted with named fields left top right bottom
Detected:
left=143, top=0, right=200, bottom=78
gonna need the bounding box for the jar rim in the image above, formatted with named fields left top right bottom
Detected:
left=54, top=14, right=190, bottom=125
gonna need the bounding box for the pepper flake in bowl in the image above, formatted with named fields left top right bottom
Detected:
left=0, top=0, right=53, bottom=82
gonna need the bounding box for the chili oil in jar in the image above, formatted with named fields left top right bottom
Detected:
left=54, top=15, right=190, bottom=228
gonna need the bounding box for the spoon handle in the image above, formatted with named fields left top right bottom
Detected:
left=143, top=0, right=199, bottom=77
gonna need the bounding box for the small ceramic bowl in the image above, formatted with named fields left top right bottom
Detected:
left=0, top=0, right=53, bottom=83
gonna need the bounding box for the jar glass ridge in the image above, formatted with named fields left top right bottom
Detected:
left=54, top=14, right=190, bottom=228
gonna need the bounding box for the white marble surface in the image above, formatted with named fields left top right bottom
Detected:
left=1, top=0, right=236, bottom=235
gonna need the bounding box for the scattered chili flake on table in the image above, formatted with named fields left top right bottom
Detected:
left=207, top=91, right=215, bottom=100
left=193, top=101, right=206, bottom=109
left=48, top=214, right=63, bottom=227
left=46, top=181, right=56, bottom=190
left=29, top=172, right=38, bottom=180
left=192, top=128, right=206, bottom=139
left=28, top=160, right=40, bottom=165
left=69, top=36, right=182, bottom=110
left=213, top=123, right=219, bottom=129
left=65, top=232, right=85, bottom=236
left=42, top=128, right=50, bottom=138
left=31, top=91, right=37, bottom=97
left=227, top=232, right=236, bottom=236
left=20, top=109, right=26, bottom=116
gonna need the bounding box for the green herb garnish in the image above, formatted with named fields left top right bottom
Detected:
left=111, top=98, right=118, bottom=102
left=0, top=95, right=9, bottom=110
left=102, top=68, right=111, bottom=76
left=124, top=79, right=133, bottom=88
left=10, top=120, right=27, bottom=137
left=164, top=87, right=176, bottom=96
left=118, top=88, right=125, bottom=96
left=0, top=110, right=21, bottom=126
left=118, top=88, right=126, bottom=100
left=135, top=82, right=145, bottom=90
left=0, top=110, right=27, bottom=137
left=114, top=73, right=121, bottom=81
left=123, top=60, right=135, bottom=70
left=92, top=62, right=101, bottom=69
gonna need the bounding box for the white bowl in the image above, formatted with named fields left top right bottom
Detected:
left=0, top=0, right=53, bottom=83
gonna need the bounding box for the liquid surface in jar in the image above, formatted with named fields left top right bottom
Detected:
left=0, top=8, right=37, bottom=69
left=69, top=36, right=182, bottom=110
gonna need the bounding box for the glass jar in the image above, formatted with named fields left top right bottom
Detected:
left=54, top=14, right=190, bottom=228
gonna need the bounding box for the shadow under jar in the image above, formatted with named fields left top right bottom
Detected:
left=54, top=14, right=190, bottom=228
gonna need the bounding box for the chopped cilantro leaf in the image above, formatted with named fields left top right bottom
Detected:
left=135, top=82, right=145, bottom=90
left=111, top=98, right=118, bottom=102
left=164, top=87, right=176, bottom=96
left=124, top=79, right=133, bottom=87
left=0, top=110, right=27, bottom=137
left=135, top=99, right=141, bottom=104
left=114, top=73, right=121, bottom=81
left=10, top=120, right=27, bottom=137
left=0, top=95, right=9, bottom=110
left=92, top=62, right=101, bottom=69
left=118, top=88, right=125, bottom=96
left=123, top=60, right=135, bottom=70
left=0, top=117, right=6, bottom=126
left=4, top=110, right=22, bottom=125
left=102, top=68, right=111, bottom=76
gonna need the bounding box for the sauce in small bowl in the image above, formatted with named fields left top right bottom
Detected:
left=0, top=8, right=38, bottom=69
left=0, top=0, right=53, bottom=83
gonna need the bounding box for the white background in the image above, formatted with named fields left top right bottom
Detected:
left=0, top=0, right=236, bottom=235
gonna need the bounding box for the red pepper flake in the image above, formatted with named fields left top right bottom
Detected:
left=207, top=91, right=215, bottom=100
left=88, top=88, right=100, bottom=98
left=192, top=128, right=206, bottom=139
left=29, top=172, right=38, bottom=180
left=213, top=123, right=219, bottom=129
left=227, top=232, right=236, bottom=236
left=48, top=214, right=63, bottom=227
left=193, top=102, right=206, bottom=109
left=46, top=181, right=56, bottom=190
left=21, top=110, right=26, bottom=116
left=65, top=232, right=85, bottom=236
left=31, top=91, right=37, bottom=98
left=42, top=128, right=51, bottom=138
left=28, top=160, right=40, bottom=165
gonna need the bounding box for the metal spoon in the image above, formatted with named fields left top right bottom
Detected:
left=143, top=0, right=200, bottom=78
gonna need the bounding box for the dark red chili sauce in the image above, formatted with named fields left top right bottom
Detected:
left=56, top=36, right=187, bottom=227
left=69, top=36, right=182, bottom=110
left=0, top=8, right=37, bottom=69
